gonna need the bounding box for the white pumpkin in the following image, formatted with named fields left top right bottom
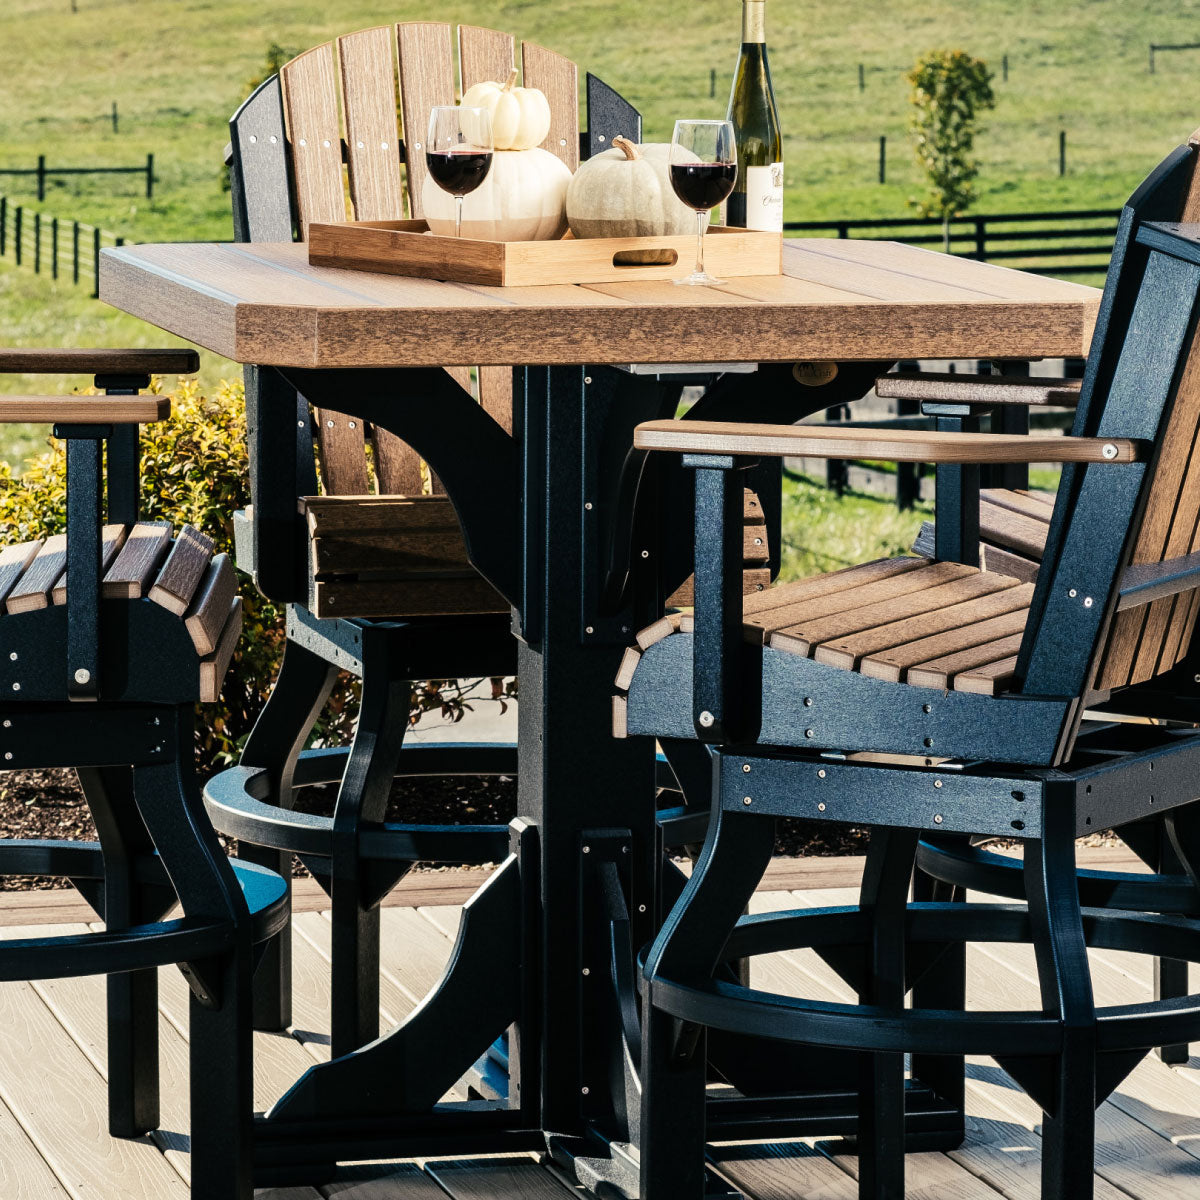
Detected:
left=566, top=137, right=706, bottom=241
left=422, top=147, right=570, bottom=241
left=460, top=68, right=552, bottom=151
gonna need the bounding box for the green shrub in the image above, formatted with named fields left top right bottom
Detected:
left=0, top=378, right=516, bottom=771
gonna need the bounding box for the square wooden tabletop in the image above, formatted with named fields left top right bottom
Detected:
left=100, top=238, right=1101, bottom=369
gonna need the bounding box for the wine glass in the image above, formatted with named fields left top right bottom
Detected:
left=669, top=119, right=737, bottom=285
left=426, top=105, right=494, bottom=238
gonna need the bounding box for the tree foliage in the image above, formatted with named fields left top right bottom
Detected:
left=907, top=50, right=995, bottom=246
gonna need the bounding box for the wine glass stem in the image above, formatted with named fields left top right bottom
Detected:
left=456, top=195, right=464, bottom=239
left=694, top=210, right=706, bottom=277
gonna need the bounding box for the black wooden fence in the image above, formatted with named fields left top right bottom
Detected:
left=0, top=198, right=124, bottom=297
left=785, top=208, right=1121, bottom=276
left=0, top=154, right=154, bottom=202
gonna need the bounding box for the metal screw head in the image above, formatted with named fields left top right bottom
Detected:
left=7, top=652, right=15, bottom=662
left=581, top=1086, right=589, bottom=1095
left=582, top=845, right=591, bottom=854
left=922, top=703, right=931, bottom=714
left=934, top=814, right=944, bottom=824
left=74, top=669, right=91, bottom=685
left=817, top=801, right=826, bottom=812
left=803, top=697, right=813, bottom=707
left=584, top=501, right=594, bottom=511
left=2, top=720, right=9, bottom=728
left=584, top=375, right=593, bottom=385
left=585, top=625, right=594, bottom=634
left=1083, top=596, right=1093, bottom=608
left=1068, top=588, right=1077, bottom=598
left=804, top=728, right=815, bottom=738
left=3, top=753, right=10, bottom=761
left=641, top=549, right=650, bottom=558
left=698, top=711, right=715, bottom=728
left=638, top=904, right=647, bottom=913
left=11, top=683, right=18, bottom=692
left=582, top=967, right=590, bottom=976
left=1102, top=442, right=1119, bottom=460
left=817, top=769, right=826, bottom=779
left=742, top=763, right=751, bottom=773
left=934, top=780, right=943, bottom=789
left=743, top=796, right=753, bottom=805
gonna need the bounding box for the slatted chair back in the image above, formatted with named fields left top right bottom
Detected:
left=271, top=22, right=582, bottom=498
left=1014, top=134, right=1200, bottom=704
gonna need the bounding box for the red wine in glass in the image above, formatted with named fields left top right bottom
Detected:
left=425, top=149, right=494, bottom=196
left=669, top=161, right=737, bottom=211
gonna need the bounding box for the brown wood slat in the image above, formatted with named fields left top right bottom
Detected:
left=743, top=558, right=925, bottom=618
left=614, top=646, right=641, bottom=693
left=612, top=694, right=628, bottom=739
left=980, top=487, right=1057, bottom=523
left=5, top=535, right=65, bottom=613
left=744, top=562, right=970, bottom=645
left=877, top=372, right=1081, bottom=407
left=146, top=524, right=213, bottom=615
left=50, top=524, right=127, bottom=604
left=815, top=580, right=1031, bottom=671
left=0, top=540, right=42, bottom=608
left=1099, top=322, right=1200, bottom=689
left=397, top=22, right=457, bottom=217
left=0, top=347, right=199, bottom=375
left=311, top=575, right=507, bottom=618
left=744, top=521, right=769, bottom=562
left=769, top=569, right=1012, bottom=657
left=979, top=542, right=1040, bottom=582
left=857, top=604, right=1031, bottom=682
left=303, top=494, right=456, bottom=532
left=0, top=396, right=170, bottom=423
left=372, top=430, right=423, bottom=495
left=954, top=654, right=1019, bottom=695
left=635, top=612, right=683, bottom=650
left=666, top=566, right=770, bottom=609
left=458, top=25, right=516, bottom=91
left=199, top=596, right=242, bottom=703
left=980, top=499, right=1052, bottom=560
left=185, top=553, right=238, bottom=656
left=280, top=43, right=348, bottom=235
left=1015, top=488, right=1057, bottom=508
left=311, top=498, right=470, bottom=575
left=338, top=27, right=406, bottom=222
left=1184, top=128, right=1200, bottom=222
left=102, top=521, right=172, bottom=598
left=315, top=409, right=369, bottom=495
left=477, top=366, right=514, bottom=436
left=905, top=633, right=1025, bottom=692
left=520, top=41, right=579, bottom=171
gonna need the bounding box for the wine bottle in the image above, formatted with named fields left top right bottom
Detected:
left=726, top=0, right=783, bottom=231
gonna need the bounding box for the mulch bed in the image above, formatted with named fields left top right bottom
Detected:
left=0, top=767, right=869, bottom=889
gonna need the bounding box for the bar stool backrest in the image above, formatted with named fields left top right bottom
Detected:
left=1016, top=132, right=1200, bottom=703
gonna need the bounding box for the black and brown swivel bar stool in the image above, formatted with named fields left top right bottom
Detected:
left=0, top=348, right=286, bottom=1199
left=616, top=139, right=1200, bottom=1199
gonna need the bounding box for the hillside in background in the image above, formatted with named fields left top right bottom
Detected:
left=0, top=0, right=1197, bottom=405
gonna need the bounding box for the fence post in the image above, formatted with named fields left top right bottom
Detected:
left=1149, top=44, right=1155, bottom=74
left=837, top=221, right=849, bottom=238
left=145, top=153, right=154, bottom=199
left=92, top=227, right=101, bottom=298
left=1059, top=129, right=1066, bottom=177
left=709, top=68, right=716, bottom=99
left=36, top=155, right=45, bottom=202
left=51, top=217, right=58, bottom=280
left=112, top=101, right=118, bottom=134
left=34, top=213, right=40, bottom=273
left=0, top=197, right=6, bottom=257
left=878, top=135, right=886, bottom=184
left=1002, top=53, right=1008, bottom=83
left=858, top=63, right=865, bottom=92
left=15, top=206, right=22, bottom=266
left=72, top=221, right=79, bottom=284
left=974, top=217, right=986, bottom=260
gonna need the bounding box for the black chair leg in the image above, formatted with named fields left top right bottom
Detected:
left=910, top=861, right=967, bottom=1143
left=1025, top=802, right=1097, bottom=1200
left=1155, top=823, right=1190, bottom=1063
left=134, top=713, right=256, bottom=1199
left=640, top=801, right=776, bottom=1199
left=857, top=828, right=918, bottom=1200
left=240, top=638, right=338, bottom=1032
left=78, top=764, right=162, bottom=1138
left=330, top=662, right=409, bottom=1059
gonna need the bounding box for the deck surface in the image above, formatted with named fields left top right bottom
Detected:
left=1, top=867, right=1197, bottom=1198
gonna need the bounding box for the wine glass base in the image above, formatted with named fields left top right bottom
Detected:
left=673, top=271, right=726, bottom=286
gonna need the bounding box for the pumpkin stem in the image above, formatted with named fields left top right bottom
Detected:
left=502, top=67, right=519, bottom=92
left=612, top=135, right=641, bottom=161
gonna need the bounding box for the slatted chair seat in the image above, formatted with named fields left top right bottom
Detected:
left=0, top=520, right=242, bottom=701
left=619, top=557, right=1033, bottom=716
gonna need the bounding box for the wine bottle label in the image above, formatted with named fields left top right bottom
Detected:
left=741, top=162, right=783, bottom=231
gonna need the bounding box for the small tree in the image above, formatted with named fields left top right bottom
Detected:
left=907, top=50, right=995, bottom=252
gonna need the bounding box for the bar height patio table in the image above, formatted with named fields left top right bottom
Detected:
left=99, top=236, right=1099, bottom=1189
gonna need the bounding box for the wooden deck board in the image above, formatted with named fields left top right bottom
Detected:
left=0, top=873, right=1197, bottom=1196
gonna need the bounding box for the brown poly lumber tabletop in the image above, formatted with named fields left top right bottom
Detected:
left=100, top=238, right=1101, bottom=368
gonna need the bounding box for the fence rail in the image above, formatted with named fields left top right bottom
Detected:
left=0, top=198, right=125, bottom=297
left=0, top=154, right=154, bottom=202
left=784, top=208, right=1121, bottom=276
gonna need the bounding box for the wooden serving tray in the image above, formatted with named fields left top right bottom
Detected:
left=306, top=219, right=782, bottom=286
